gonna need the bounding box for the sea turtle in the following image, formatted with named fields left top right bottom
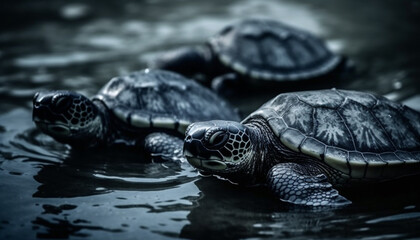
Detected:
left=33, top=69, right=240, bottom=161
left=152, top=18, right=348, bottom=93
left=183, top=89, right=420, bottom=206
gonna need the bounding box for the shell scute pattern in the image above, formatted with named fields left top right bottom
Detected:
left=238, top=20, right=287, bottom=38
left=373, top=103, right=420, bottom=149
left=261, top=36, right=295, bottom=68
left=300, top=138, right=325, bottom=160
left=305, top=37, right=329, bottom=59
left=297, top=89, right=344, bottom=108
left=246, top=89, right=420, bottom=179
left=96, top=70, right=240, bottom=131
left=266, top=116, right=288, bottom=138
left=380, top=152, right=399, bottom=162
left=239, top=38, right=263, bottom=66
left=252, top=95, right=296, bottom=138
left=363, top=153, right=385, bottom=163
left=403, top=106, right=420, bottom=137
left=396, top=151, right=417, bottom=162
left=288, top=37, right=314, bottom=66
left=364, top=153, right=388, bottom=177
left=209, top=19, right=340, bottom=81
left=340, top=100, right=393, bottom=152
left=282, top=100, right=313, bottom=135
left=349, top=151, right=366, bottom=163
left=336, top=89, right=377, bottom=108
left=348, top=152, right=367, bottom=178
left=314, top=107, right=353, bottom=150
left=324, top=147, right=349, bottom=174
left=268, top=94, right=293, bottom=114
left=101, top=77, right=126, bottom=97
left=280, top=129, right=306, bottom=153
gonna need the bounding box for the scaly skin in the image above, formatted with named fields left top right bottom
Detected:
left=33, top=91, right=110, bottom=148
left=183, top=117, right=350, bottom=206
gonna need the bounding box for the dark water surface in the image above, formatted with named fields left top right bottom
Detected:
left=1, top=0, right=420, bottom=239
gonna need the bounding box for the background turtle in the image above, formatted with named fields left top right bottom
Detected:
left=152, top=18, right=348, bottom=94
left=183, top=89, right=420, bottom=206
left=33, top=69, right=240, bottom=162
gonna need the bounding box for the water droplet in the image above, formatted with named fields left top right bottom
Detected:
left=393, top=81, right=402, bottom=89
left=60, top=4, right=90, bottom=20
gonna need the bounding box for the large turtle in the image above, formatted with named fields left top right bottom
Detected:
left=183, top=89, right=420, bottom=206
left=33, top=69, right=240, bottom=161
left=152, top=18, right=348, bottom=93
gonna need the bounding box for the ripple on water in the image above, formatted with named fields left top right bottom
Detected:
left=366, top=212, right=420, bottom=224
left=0, top=106, right=200, bottom=239
left=0, top=109, right=67, bottom=163
left=31, top=148, right=198, bottom=198
left=0, top=108, right=198, bottom=199
left=13, top=51, right=128, bottom=68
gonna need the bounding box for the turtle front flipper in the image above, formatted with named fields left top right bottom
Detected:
left=211, top=73, right=241, bottom=96
left=267, top=163, right=351, bottom=207
left=150, top=45, right=214, bottom=85
left=144, top=133, right=185, bottom=163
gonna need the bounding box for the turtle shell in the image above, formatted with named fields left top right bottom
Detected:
left=94, top=69, right=240, bottom=134
left=243, top=89, right=420, bottom=180
left=209, top=19, right=342, bottom=81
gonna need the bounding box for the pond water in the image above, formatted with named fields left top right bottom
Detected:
left=1, top=0, right=420, bottom=239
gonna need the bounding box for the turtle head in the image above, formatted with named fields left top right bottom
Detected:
left=32, top=91, right=103, bottom=147
left=183, top=120, right=253, bottom=174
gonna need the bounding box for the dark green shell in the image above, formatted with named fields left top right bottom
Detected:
left=244, top=89, right=420, bottom=180
left=209, top=19, right=341, bottom=81
left=94, top=69, right=240, bottom=134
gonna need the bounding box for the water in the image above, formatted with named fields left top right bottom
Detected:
left=1, top=0, right=420, bottom=239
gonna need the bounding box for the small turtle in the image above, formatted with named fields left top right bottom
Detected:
left=152, top=19, right=348, bottom=93
left=183, top=89, right=420, bottom=206
left=33, top=69, right=240, bottom=161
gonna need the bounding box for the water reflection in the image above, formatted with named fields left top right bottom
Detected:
left=33, top=155, right=197, bottom=198
left=0, top=109, right=199, bottom=239
left=33, top=217, right=123, bottom=239
left=180, top=177, right=277, bottom=239
left=0, top=109, right=67, bottom=165
left=179, top=177, right=420, bottom=239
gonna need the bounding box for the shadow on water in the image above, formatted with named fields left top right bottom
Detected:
left=34, top=150, right=197, bottom=198
left=178, top=176, right=420, bottom=239
left=32, top=217, right=124, bottom=239
left=0, top=110, right=199, bottom=239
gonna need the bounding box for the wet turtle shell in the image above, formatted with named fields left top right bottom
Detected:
left=94, top=69, right=240, bottom=134
left=244, top=89, right=420, bottom=180
left=209, top=19, right=342, bottom=81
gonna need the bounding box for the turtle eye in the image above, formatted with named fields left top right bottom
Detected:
left=53, top=95, right=72, bottom=113
left=208, top=131, right=228, bottom=147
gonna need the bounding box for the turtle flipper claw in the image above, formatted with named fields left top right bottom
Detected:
left=211, top=73, right=239, bottom=96
left=144, top=133, right=185, bottom=163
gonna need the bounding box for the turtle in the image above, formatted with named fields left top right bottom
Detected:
left=32, top=69, right=240, bottom=162
left=183, top=89, right=420, bottom=206
left=151, top=18, right=349, bottom=94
